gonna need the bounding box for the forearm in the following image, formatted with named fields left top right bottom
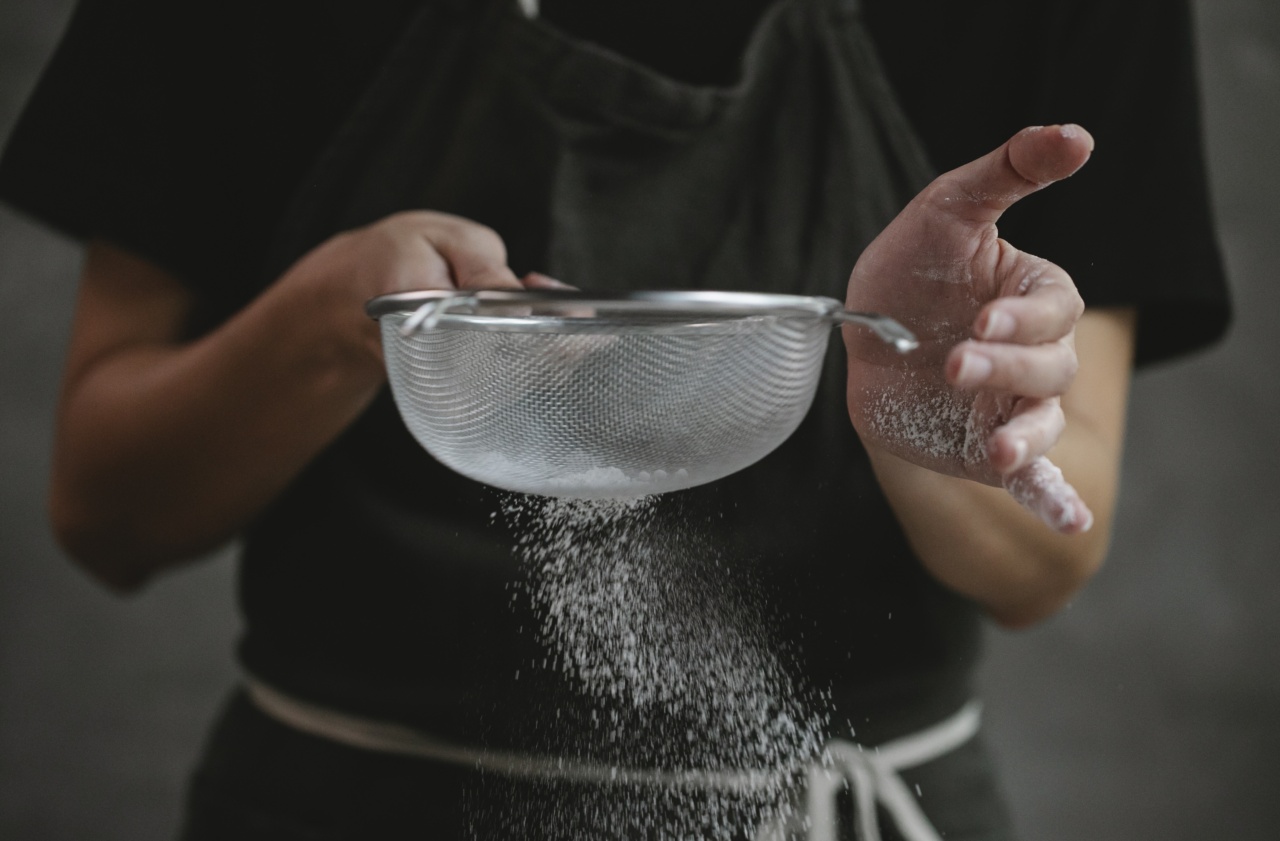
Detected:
left=865, top=421, right=1116, bottom=628
left=864, top=307, right=1136, bottom=628
left=51, top=252, right=385, bottom=590
left=52, top=215, right=527, bottom=590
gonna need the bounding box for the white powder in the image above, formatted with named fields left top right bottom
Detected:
left=1003, top=456, right=1093, bottom=534
left=866, top=383, right=1093, bottom=534
left=488, top=494, right=829, bottom=839
left=542, top=466, right=692, bottom=495
left=453, top=451, right=695, bottom=498
left=864, top=377, right=986, bottom=467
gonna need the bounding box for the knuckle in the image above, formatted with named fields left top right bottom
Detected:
left=1059, top=280, right=1085, bottom=319
left=1009, top=352, right=1037, bottom=386
left=382, top=209, right=430, bottom=230
left=459, top=223, right=507, bottom=257
left=1050, top=401, right=1066, bottom=426
left=1059, top=340, right=1080, bottom=376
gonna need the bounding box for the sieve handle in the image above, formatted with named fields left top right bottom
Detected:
left=830, top=310, right=919, bottom=353
left=399, top=294, right=477, bottom=337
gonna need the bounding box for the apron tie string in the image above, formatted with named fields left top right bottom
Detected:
left=798, top=702, right=982, bottom=841
left=247, top=676, right=977, bottom=841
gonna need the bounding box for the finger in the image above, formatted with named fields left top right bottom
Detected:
left=520, top=273, right=598, bottom=321
left=926, top=125, right=1094, bottom=225
left=421, top=217, right=522, bottom=290
left=974, top=251, right=1085, bottom=344
left=521, top=272, right=577, bottom=290
left=1003, top=456, right=1094, bottom=535
left=986, top=397, right=1066, bottom=473
left=392, top=242, right=456, bottom=291
left=947, top=339, right=1079, bottom=397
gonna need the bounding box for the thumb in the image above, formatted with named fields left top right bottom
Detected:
left=928, top=124, right=1095, bottom=226
left=1003, top=456, right=1094, bottom=535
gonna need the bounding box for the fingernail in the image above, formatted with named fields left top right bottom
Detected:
left=955, top=351, right=993, bottom=387
left=524, top=272, right=574, bottom=289
left=979, top=309, right=1015, bottom=341
left=1011, top=438, right=1028, bottom=470
left=1061, top=123, right=1094, bottom=151
left=1078, top=507, right=1095, bottom=533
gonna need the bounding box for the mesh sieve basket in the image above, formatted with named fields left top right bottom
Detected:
left=366, top=289, right=916, bottom=499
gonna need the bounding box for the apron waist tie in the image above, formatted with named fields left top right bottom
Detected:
left=796, top=702, right=982, bottom=841
left=246, top=675, right=978, bottom=841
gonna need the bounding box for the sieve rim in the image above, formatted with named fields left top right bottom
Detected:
left=383, top=313, right=800, bottom=335
left=364, top=288, right=843, bottom=322
left=366, top=289, right=917, bottom=351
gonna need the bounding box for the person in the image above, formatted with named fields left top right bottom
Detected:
left=0, top=0, right=1229, bottom=838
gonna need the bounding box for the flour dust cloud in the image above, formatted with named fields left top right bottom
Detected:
left=471, top=494, right=830, bottom=840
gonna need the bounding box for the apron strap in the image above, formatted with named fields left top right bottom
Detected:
left=816, top=0, right=936, bottom=192
left=759, top=702, right=982, bottom=841
left=246, top=675, right=790, bottom=791
left=248, top=674, right=978, bottom=840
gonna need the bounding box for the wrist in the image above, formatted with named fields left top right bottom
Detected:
left=268, top=260, right=387, bottom=389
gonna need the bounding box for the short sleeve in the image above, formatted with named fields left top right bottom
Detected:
left=0, top=0, right=418, bottom=318
left=0, top=0, right=185, bottom=264
left=866, top=0, right=1231, bottom=367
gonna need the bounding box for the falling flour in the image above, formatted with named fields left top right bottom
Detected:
left=486, top=494, right=829, bottom=840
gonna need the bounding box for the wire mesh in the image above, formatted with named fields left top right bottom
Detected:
left=380, top=308, right=832, bottom=498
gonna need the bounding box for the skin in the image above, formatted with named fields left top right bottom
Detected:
left=51, top=212, right=564, bottom=589
left=50, top=127, right=1133, bottom=629
left=845, top=124, right=1134, bottom=626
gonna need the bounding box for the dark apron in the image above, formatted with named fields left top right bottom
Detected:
left=202, top=1, right=1014, bottom=839
left=266, top=0, right=933, bottom=291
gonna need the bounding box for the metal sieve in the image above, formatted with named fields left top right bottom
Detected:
left=365, top=289, right=916, bottom=499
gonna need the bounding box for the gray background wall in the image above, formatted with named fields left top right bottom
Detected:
left=1, top=1, right=1276, bottom=838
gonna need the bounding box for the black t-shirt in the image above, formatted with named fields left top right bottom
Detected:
left=0, top=0, right=1230, bottom=364
left=0, top=0, right=1230, bottom=749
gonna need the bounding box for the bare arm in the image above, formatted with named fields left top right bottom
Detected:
left=51, top=212, right=529, bottom=591
left=865, top=308, right=1135, bottom=627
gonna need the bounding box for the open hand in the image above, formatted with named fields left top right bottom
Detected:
left=844, top=126, right=1095, bottom=534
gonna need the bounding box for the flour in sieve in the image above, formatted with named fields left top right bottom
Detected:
left=460, top=451, right=694, bottom=497
left=541, top=466, right=691, bottom=494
